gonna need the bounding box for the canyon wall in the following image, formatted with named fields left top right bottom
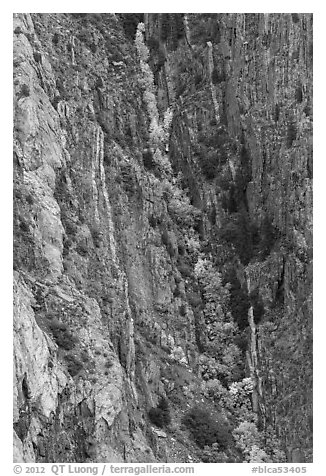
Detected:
left=13, top=13, right=312, bottom=463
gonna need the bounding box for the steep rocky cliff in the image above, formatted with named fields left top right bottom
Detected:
left=13, top=13, right=312, bottom=463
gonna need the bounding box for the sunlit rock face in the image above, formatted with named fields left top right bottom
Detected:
left=13, top=13, right=312, bottom=463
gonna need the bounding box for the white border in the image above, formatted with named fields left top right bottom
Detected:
left=3, top=3, right=322, bottom=473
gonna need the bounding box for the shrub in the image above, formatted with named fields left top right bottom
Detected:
left=148, top=397, right=171, bottom=428
left=91, top=228, right=102, bottom=248
left=89, top=42, right=97, bottom=54
left=201, top=379, right=230, bottom=404
left=160, top=14, right=170, bottom=42
left=200, top=150, right=220, bottom=179
left=160, top=13, right=184, bottom=48
left=169, top=391, right=184, bottom=406
left=81, top=351, right=89, bottom=362
left=179, top=304, right=187, bottom=316
left=291, top=49, right=300, bottom=61
left=164, top=180, right=200, bottom=227
left=194, top=259, right=244, bottom=381
left=220, top=182, right=237, bottom=213
left=64, top=354, right=83, bottom=377
left=274, top=103, right=280, bottom=122
left=232, top=420, right=275, bottom=462
left=19, top=220, right=29, bottom=233
left=229, top=377, right=254, bottom=409
left=216, top=169, right=232, bottom=191
left=14, top=188, right=23, bottom=200
left=48, top=317, right=67, bottom=330
left=148, top=214, right=159, bottom=228
left=249, top=289, right=265, bottom=325
left=14, top=26, right=23, bottom=35
left=182, top=406, right=232, bottom=449
left=33, top=51, right=42, bottom=63
left=161, top=230, right=177, bottom=257
left=135, top=23, right=173, bottom=152
left=187, top=292, right=202, bottom=308
left=49, top=321, right=77, bottom=351
left=120, top=163, right=137, bottom=193
left=239, top=144, right=252, bottom=185
left=258, top=216, right=278, bottom=258
left=20, top=84, right=30, bottom=98
left=62, top=237, right=72, bottom=257
left=173, top=286, right=182, bottom=298
left=76, top=243, right=88, bottom=257
left=224, top=269, right=250, bottom=331
left=71, top=13, right=88, bottom=19
left=177, top=242, right=185, bottom=255
left=119, top=13, right=144, bottom=40
left=52, top=32, right=59, bottom=45
left=286, top=122, right=297, bottom=148
left=211, top=67, right=225, bottom=84
left=95, top=76, right=104, bottom=89
left=219, top=212, right=255, bottom=265
left=197, top=130, right=232, bottom=179
left=201, top=443, right=230, bottom=462
left=143, top=149, right=155, bottom=169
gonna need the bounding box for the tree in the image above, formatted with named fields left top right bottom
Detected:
left=148, top=397, right=171, bottom=428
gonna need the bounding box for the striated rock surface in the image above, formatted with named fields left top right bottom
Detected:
left=13, top=13, right=312, bottom=463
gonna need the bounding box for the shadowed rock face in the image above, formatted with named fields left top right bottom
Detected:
left=13, top=13, right=312, bottom=463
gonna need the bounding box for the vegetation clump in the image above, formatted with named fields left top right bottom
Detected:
left=160, top=13, right=185, bottom=48
left=33, top=51, right=42, bottom=63
left=292, top=13, right=300, bottom=23
left=64, top=354, right=83, bottom=377
left=211, top=67, right=226, bottom=84
left=119, top=14, right=144, bottom=40
left=223, top=268, right=250, bottom=331
left=287, top=121, right=297, bottom=148
left=194, top=257, right=243, bottom=382
left=295, top=85, right=303, bottom=103
left=52, top=32, right=59, bottom=45
left=90, top=227, right=102, bottom=248
left=142, top=148, right=155, bottom=169
left=148, top=397, right=171, bottom=428
left=76, top=242, right=88, bottom=257
left=134, top=22, right=173, bottom=173
left=20, top=84, right=30, bottom=98
left=196, top=129, right=233, bottom=180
